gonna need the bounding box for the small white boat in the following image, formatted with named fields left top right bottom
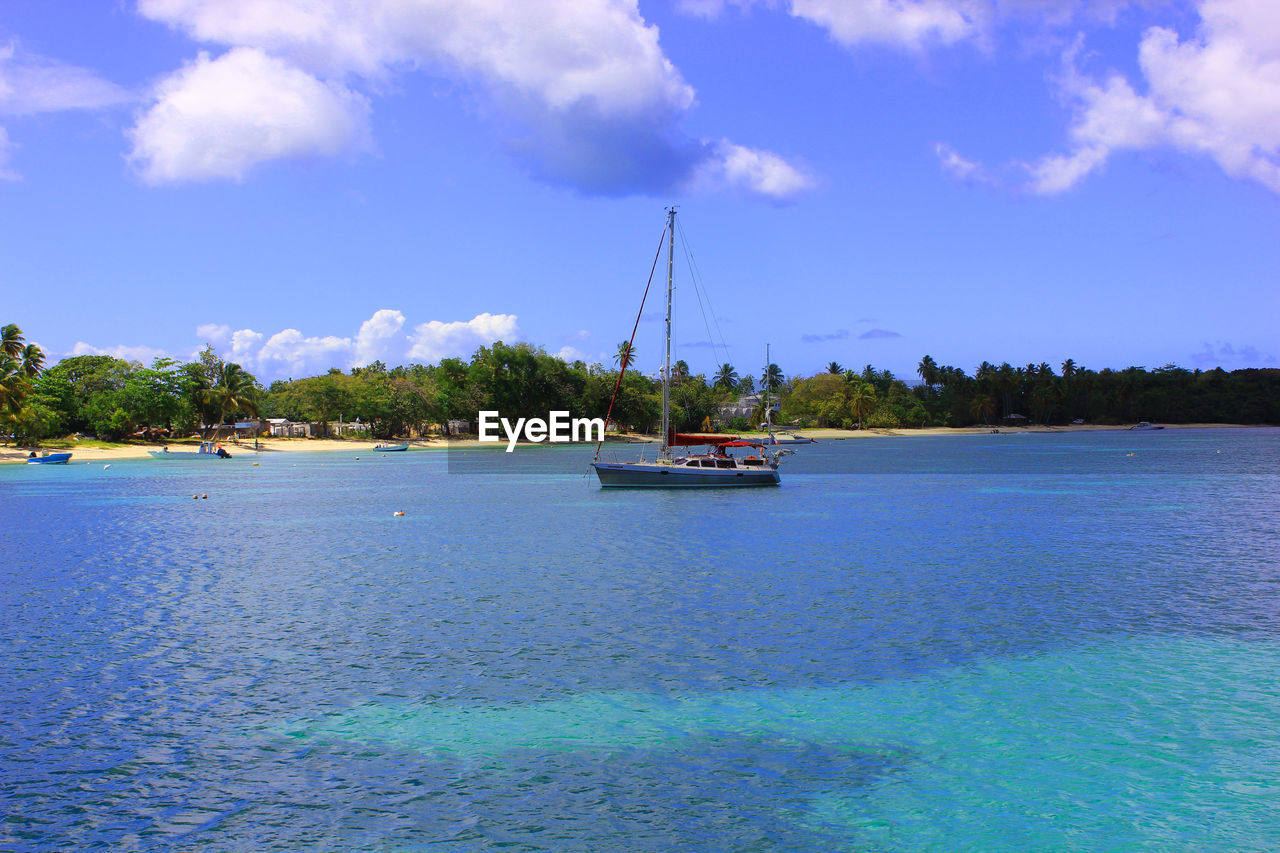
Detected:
left=1129, top=422, right=1166, bottom=431
left=762, top=429, right=815, bottom=445
left=148, top=441, right=232, bottom=459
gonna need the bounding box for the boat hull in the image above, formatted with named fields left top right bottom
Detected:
left=374, top=445, right=409, bottom=451
left=26, top=453, right=72, bottom=464
left=593, top=461, right=779, bottom=488
left=147, top=451, right=230, bottom=459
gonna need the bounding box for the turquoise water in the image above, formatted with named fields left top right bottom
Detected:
left=3, top=429, right=1280, bottom=850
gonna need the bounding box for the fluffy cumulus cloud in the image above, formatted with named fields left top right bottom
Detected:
left=691, top=140, right=815, bottom=199
left=407, top=312, right=519, bottom=363
left=353, top=309, right=406, bottom=367
left=195, top=323, right=232, bottom=345
left=176, top=310, right=518, bottom=380
left=255, top=328, right=352, bottom=378
left=128, top=47, right=371, bottom=183
left=130, top=0, right=809, bottom=200
left=70, top=341, right=172, bottom=365
left=1027, top=0, right=1280, bottom=194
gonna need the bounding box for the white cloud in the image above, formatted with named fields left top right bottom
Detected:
left=934, top=141, right=988, bottom=182
left=407, top=312, right=520, bottom=363
left=195, top=322, right=231, bottom=345
left=0, top=41, right=131, bottom=116
left=256, top=327, right=352, bottom=377
left=706, top=1, right=1167, bottom=47
left=0, top=42, right=130, bottom=179
left=138, top=0, right=694, bottom=118
left=1028, top=0, right=1280, bottom=194
left=70, top=341, right=172, bottom=365
left=789, top=0, right=984, bottom=51
left=353, top=308, right=405, bottom=367
left=132, top=0, right=808, bottom=200
left=181, top=309, right=524, bottom=379
left=691, top=140, right=815, bottom=201
left=128, top=47, right=371, bottom=183
left=0, top=127, right=16, bottom=181
left=555, top=345, right=594, bottom=363
left=229, top=328, right=266, bottom=366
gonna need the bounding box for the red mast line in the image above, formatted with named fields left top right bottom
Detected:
left=593, top=226, right=669, bottom=462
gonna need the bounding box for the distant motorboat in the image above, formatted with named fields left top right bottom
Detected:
left=27, top=451, right=72, bottom=464
left=762, top=429, right=815, bottom=445
left=148, top=441, right=232, bottom=459
left=1129, top=422, right=1166, bottom=431
left=374, top=444, right=409, bottom=452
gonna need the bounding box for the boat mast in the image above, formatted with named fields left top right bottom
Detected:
left=764, top=342, right=775, bottom=444
left=661, top=207, right=675, bottom=459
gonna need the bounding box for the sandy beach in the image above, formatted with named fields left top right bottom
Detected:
left=1, top=423, right=1262, bottom=465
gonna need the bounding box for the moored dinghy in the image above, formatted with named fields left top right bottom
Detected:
left=148, top=441, right=232, bottom=459
left=26, top=451, right=72, bottom=464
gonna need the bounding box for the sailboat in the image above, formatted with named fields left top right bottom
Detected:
left=591, top=209, right=788, bottom=488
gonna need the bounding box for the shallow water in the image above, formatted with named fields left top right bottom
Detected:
left=3, top=428, right=1279, bottom=850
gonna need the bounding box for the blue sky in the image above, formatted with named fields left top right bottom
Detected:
left=1, top=0, right=1277, bottom=382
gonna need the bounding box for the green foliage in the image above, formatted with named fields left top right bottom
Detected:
left=17, top=333, right=1280, bottom=448
left=1, top=324, right=47, bottom=435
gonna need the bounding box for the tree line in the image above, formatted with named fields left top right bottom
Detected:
left=4, top=321, right=1277, bottom=444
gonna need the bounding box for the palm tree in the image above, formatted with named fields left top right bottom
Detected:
left=761, top=363, right=784, bottom=393
left=1, top=324, right=25, bottom=359
left=614, top=341, right=636, bottom=371
left=0, top=326, right=43, bottom=426
left=917, top=354, right=939, bottom=388
left=827, top=361, right=843, bottom=375
left=201, top=362, right=258, bottom=439
left=713, top=363, right=739, bottom=390
left=0, top=355, right=21, bottom=417
left=672, top=360, right=690, bottom=385
left=19, top=343, right=45, bottom=378
left=970, top=395, right=996, bottom=425
left=848, top=382, right=876, bottom=429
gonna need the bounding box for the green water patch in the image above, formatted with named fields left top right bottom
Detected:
left=287, top=635, right=1280, bottom=849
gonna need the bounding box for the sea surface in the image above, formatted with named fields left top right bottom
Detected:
left=3, top=428, right=1280, bottom=851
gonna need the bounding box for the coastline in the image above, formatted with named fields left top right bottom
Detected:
left=1, top=423, right=1266, bottom=464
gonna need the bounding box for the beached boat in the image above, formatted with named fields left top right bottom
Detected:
left=1130, top=422, right=1166, bottom=431
left=591, top=209, right=789, bottom=488
left=148, top=441, right=232, bottom=459
left=26, top=451, right=72, bottom=464
left=374, top=444, right=409, bottom=452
